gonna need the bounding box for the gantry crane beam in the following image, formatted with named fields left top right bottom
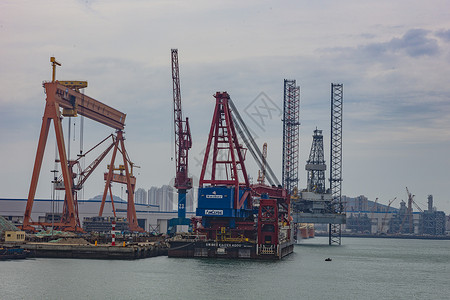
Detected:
left=46, top=81, right=126, bottom=130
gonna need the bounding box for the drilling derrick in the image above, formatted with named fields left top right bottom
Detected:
left=168, top=49, right=192, bottom=233
left=295, top=129, right=332, bottom=215
left=306, top=129, right=326, bottom=194
left=329, top=83, right=344, bottom=245
left=282, top=80, right=300, bottom=195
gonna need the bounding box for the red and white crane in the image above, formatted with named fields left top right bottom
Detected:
left=171, top=49, right=192, bottom=221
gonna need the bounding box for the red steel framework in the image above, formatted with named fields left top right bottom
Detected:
left=196, top=92, right=292, bottom=245
left=199, top=92, right=251, bottom=209
left=22, top=63, right=142, bottom=232
left=98, top=129, right=143, bottom=232
left=171, top=49, right=192, bottom=191
left=252, top=184, right=291, bottom=248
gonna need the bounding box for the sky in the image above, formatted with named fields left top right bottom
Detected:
left=1, top=0, right=450, bottom=214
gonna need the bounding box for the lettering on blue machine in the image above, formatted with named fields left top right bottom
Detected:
left=205, top=210, right=223, bottom=215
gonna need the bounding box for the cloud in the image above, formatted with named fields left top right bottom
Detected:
left=2, top=1, right=450, bottom=213
left=435, top=29, right=450, bottom=42
left=387, top=29, right=439, bottom=57
left=324, top=28, right=441, bottom=60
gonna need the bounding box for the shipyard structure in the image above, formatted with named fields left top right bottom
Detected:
left=342, top=193, right=447, bottom=236
left=167, top=91, right=294, bottom=259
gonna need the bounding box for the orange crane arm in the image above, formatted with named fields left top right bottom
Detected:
left=44, top=82, right=126, bottom=130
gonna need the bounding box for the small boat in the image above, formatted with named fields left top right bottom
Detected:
left=0, top=247, right=30, bottom=260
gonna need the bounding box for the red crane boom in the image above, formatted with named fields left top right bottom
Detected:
left=171, top=49, right=192, bottom=190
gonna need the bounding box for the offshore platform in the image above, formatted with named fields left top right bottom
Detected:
left=281, top=81, right=346, bottom=245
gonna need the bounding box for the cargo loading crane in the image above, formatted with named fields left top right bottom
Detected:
left=196, top=92, right=254, bottom=240
left=380, top=197, right=396, bottom=233
left=168, top=49, right=193, bottom=234
left=22, top=57, right=142, bottom=232
left=169, top=92, right=293, bottom=259
left=398, top=187, right=415, bottom=234
left=406, top=187, right=414, bottom=233
left=228, top=99, right=292, bottom=256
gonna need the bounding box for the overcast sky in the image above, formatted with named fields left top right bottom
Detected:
left=1, top=0, right=450, bottom=214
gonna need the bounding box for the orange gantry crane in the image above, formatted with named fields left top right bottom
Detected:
left=22, top=57, right=142, bottom=232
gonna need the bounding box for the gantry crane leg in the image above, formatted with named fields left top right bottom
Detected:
left=23, top=89, right=78, bottom=231
left=99, top=135, right=120, bottom=216
left=119, top=131, right=140, bottom=232
left=99, top=130, right=143, bottom=232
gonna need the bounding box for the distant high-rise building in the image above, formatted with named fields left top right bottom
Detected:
left=186, top=188, right=196, bottom=212
left=148, top=187, right=159, bottom=210
left=135, top=188, right=148, bottom=205
left=147, top=185, right=175, bottom=212
left=342, top=195, right=369, bottom=212
left=163, top=185, right=176, bottom=212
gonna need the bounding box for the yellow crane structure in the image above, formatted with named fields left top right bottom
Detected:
left=380, top=197, right=397, bottom=233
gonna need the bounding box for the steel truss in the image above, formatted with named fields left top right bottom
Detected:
left=306, top=129, right=326, bottom=194
left=329, top=83, right=344, bottom=245
left=282, top=79, right=300, bottom=194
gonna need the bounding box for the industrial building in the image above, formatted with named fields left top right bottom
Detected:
left=342, top=193, right=447, bottom=236
left=0, top=198, right=193, bottom=234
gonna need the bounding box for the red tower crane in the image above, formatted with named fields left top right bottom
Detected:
left=170, top=49, right=192, bottom=230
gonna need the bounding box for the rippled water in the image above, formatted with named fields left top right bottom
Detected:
left=1, top=237, right=449, bottom=300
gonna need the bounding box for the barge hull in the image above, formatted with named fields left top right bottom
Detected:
left=20, top=243, right=166, bottom=259
left=169, top=240, right=293, bottom=260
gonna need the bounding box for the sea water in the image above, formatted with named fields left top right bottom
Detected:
left=1, top=237, right=449, bottom=300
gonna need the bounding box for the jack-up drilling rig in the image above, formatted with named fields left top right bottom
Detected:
left=289, top=83, right=346, bottom=245
left=22, top=57, right=142, bottom=232
left=168, top=49, right=193, bottom=234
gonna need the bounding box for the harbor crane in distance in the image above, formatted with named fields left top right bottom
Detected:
left=22, top=57, right=143, bottom=232
left=168, top=49, right=193, bottom=234
left=406, top=187, right=415, bottom=233
left=380, top=197, right=396, bottom=233
left=398, top=187, right=415, bottom=234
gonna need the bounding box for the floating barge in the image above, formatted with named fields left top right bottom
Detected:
left=169, top=238, right=293, bottom=260
left=0, top=246, right=30, bottom=260
left=169, top=229, right=294, bottom=260
left=20, top=242, right=167, bottom=259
